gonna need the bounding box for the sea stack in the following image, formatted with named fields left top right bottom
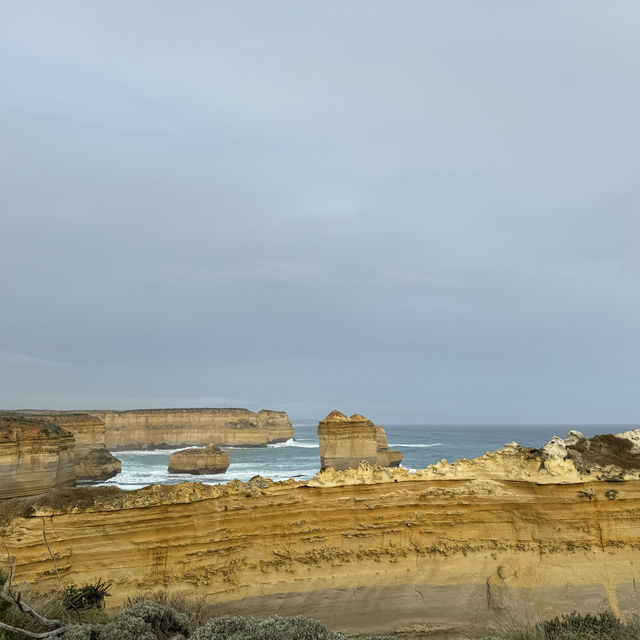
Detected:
left=44, top=413, right=122, bottom=481
left=168, top=444, right=231, bottom=475
left=317, top=410, right=402, bottom=470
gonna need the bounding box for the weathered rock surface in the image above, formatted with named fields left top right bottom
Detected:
left=5, top=429, right=640, bottom=638
left=312, top=427, right=640, bottom=487
left=3, top=411, right=122, bottom=481
left=89, top=408, right=294, bottom=450
left=45, top=414, right=121, bottom=481
left=317, top=410, right=402, bottom=470
left=0, top=415, right=75, bottom=499
left=168, top=445, right=230, bottom=475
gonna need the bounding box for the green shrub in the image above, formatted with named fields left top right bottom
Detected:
left=542, top=611, right=637, bottom=640
left=64, top=579, right=111, bottom=611
left=124, top=589, right=218, bottom=629
left=191, top=615, right=347, bottom=640
left=61, top=601, right=189, bottom=640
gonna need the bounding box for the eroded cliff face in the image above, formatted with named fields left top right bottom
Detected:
left=0, top=416, right=75, bottom=499
left=3, top=412, right=122, bottom=481
left=44, top=414, right=121, bottom=481
left=168, top=445, right=230, bottom=474
left=4, top=429, right=640, bottom=638
left=90, top=408, right=294, bottom=450
left=318, top=410, right=402, bottom=470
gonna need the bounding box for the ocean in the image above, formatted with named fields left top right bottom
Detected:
left=98, top=423, right=635, bottom=491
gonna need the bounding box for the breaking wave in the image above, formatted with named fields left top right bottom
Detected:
left=269, top=438, right=318, bottom=449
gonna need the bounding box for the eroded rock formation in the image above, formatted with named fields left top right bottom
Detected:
left=44, top=414, right=121, bottom=481
left=90, top=408, right=294, bottom=450
left=0, top=415, right=75, bottom=499
left=317, top=410, right=402, bottom=470
left=5, top=428, right=640, bottom=637
left=168, top=445, right=230, bottom=475
left=2, top=411, right=122, bottom=481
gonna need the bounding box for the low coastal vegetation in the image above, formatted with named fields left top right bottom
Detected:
left=1, top=576, right=638, bottom=640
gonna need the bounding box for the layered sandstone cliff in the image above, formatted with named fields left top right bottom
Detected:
left=318, top=410, right=402, bottom=470
left=4, top=429, right=640, bottom=638
left=0, top=415, right=75, bottom=499
left=44, top=414, right=121, bottom=481
left=168, top=445, right=230, bottom=474
left=90, top=408, right=294, bottom=450
left=3, top=411, right=122, bottom=481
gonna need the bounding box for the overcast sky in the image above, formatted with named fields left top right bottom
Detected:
left=1, top=2, right=639, bottom=424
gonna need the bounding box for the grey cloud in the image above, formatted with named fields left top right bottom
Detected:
left=0, top=1, right=639, bottom=423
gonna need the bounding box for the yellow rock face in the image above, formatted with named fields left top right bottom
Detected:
left=0, top=415, right=75, bottom=499
left=44, top=414, right=122, bottom=481
left=5, top=412, right=122, bottom=481
left=317, top=410, right=402, bottom=470
left=168, top=445, right=231, bottom=474
left=4, top=429, right=640, bottom=638
left=90, top=408, right=294, bottom=450
left=2, top=473, right=640, bottom=638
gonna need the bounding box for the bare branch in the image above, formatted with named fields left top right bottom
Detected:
left=4, top=544, right=15, bottom=593
left=0, top=619, right=66, bottom=638
left=0, top=591, right=65, bottom=629
left=40, top=514, right=81, bottom=623
left=40, top=517, right=64, bottom=595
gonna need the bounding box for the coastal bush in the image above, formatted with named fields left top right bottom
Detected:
left=542, top=611, right=638, bottom=639
left=470, top=611, right=640, bottom=640
left=124, top=589, right=218, bottom=628
left=191, top=615, right=347, bottom=640
left=61, top=601, right=190, bottom=640
left=64, top=579, right=111, bottom=610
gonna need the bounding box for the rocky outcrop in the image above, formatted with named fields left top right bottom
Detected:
left=0, top=415, right=75, bottom=499
left=3, top=411, right=122, bottom=481
left=168, top=445, right=230, bottom=475
left=89, top=408, right=294, bottom=450
left=317, top=410, right=402, bottom=470
left=312, top=427, right=640, bottom=487
left=44, top=414, right=121, bottom=481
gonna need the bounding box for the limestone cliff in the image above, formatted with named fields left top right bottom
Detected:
left=168, top=445, right=230, bottom=474
left=5, top=429, right=640, bottom=638
left=3, top=411, right=122, bottom=481
left=89, top=408, right=294, bottom=450
left=317, top=410, right=402, bottom=470
left=0, top=415, right=75, bottom=499
left=44, top=414, right=121, bottom=481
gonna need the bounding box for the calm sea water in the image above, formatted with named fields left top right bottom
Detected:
left=98, top=423, right=636, bottom=491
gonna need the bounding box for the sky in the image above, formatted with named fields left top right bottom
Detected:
left=1, top=1, right=639, bottom=424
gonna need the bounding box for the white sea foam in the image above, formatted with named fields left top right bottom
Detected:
left=114, top=449, right=184, bottom=456
left=269, top=438, right=318, bottom=449
left=389, top=443, right=443, bottom=448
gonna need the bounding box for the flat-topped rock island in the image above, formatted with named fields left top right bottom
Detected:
left=90, top=408, right=294, bottom=450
